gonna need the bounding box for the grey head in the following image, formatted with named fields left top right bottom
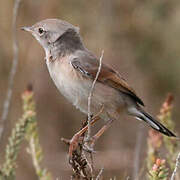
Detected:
left=22, top=19, right=84, bottom=57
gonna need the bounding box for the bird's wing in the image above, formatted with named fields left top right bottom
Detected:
left=71, top=50, right=144, bottom=106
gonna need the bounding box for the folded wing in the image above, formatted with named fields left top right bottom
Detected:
left=71, top=50, right=144, bottom=106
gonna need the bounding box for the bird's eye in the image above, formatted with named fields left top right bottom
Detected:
left=38, top=28, right=44, bottom=34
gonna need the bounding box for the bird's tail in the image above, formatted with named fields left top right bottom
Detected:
left=129, top=107, right=176, bottom=137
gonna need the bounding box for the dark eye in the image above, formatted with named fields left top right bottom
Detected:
left=38, top=28, right=44, bottom=34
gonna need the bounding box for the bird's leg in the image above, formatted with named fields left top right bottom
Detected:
left=91, top=119, right=114, bottom=147
left=84, top=119, right=114, bottom=151
left=69, top=106, right=105, bottom=158
left=68, top=116, right=101, bottom=158
left=61, top=106, right=104, bottom=159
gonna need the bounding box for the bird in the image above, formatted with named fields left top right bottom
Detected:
left=21, top=18, right=176, bottom=156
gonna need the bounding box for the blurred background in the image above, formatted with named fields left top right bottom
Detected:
left=0, top=0, right=180, bottom=179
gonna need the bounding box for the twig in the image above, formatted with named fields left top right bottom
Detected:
left=96, top=168, right=104, bottom=180
left=89, top=153, right=95, bottom=175
left=62, top=118, right=93, bottom=179
left=0, top=0, right=21, bottom=145
left=62, top=51, right=104, bottom=179
left=26, top=129, right=52, bottom=180
left=171, top=152, right=180, bottom=180
left=82, top=151, right=94, bottom=177
left=87, top=50, right=104, bottom=140
left=29, top=137, right=41, bottom=173
left=132, top=124, right=144, bottom=180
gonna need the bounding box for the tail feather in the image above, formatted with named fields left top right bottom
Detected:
left=139, top=110, right=176, bottom=137
left=128, top=107, right=176, bottom=137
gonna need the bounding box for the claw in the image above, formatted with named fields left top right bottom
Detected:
left=61, top=107, right=103, bottom=159
left=69, top=133, right=81, bottom=158
left=83, top=143, right=96, bottom=153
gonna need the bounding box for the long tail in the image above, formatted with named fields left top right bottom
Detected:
left=129, top=107, right=176, bottom=137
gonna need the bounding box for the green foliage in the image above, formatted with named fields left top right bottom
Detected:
left=0, top=90, right=179, bottom=179
left=0, top=89, right=52, bottom=180
left=147, top=94, right=179, bottom=180
left=149, top=159, right=169, bottom=180
left=25, top=106, right=52, bottom=180
left=0, top=90, right=36, bottom=179
left=157, top=94, right=179, bottom=170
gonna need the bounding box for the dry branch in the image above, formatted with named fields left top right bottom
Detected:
left=132, top=124, right=144, bottom=179
left=0, top=0, right=21, bottom=145
left=96, top=168, right=104, bottom=180
left=171, top=152, right=180, bottom=180
left=62, top=119, right=93, bottom=180
left=87, top=50, right=104, bottom=140
left=61, top=51, right=104, bottom=179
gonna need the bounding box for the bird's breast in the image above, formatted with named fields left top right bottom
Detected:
left=46, top=57, right=92, bottom=113
left=46, top=56, right=126, bottom=119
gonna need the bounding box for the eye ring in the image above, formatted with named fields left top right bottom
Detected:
left=38, top=27, right=44, bottom=34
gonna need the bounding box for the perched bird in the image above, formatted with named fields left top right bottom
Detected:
left=22, top=19, right=176, bottom=154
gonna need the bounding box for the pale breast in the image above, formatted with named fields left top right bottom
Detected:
left=46, top=56, right=126, bottom=119
left=46, top=56, right=92, bottom=112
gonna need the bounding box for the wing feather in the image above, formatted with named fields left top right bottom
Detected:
left=71, top=51, right=144, bottom=106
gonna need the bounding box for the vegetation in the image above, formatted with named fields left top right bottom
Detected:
left=0, top=88, right=52, bottom=180
left=147, top=94, right=179, bottom=180
left=0, top=90, right=179, bottom=179
left=0, top=0, right=180, bottom=179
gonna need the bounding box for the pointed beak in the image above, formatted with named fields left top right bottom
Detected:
left=21, top=26, right=33, bottom=32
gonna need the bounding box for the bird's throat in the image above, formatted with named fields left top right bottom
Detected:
left=47, top=31, right=85, bottom=60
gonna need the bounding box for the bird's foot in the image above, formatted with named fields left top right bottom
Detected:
left=84, top=118, right=114, bottom=151
left=61, top=106, right=104, bottom=160
left=61, top=117, right=100, bottom=161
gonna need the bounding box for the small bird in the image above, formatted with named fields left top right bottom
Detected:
left=22, top=19, right=176, bottom=154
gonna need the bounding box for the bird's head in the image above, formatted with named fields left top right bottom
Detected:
left=21, top=19, right=80, bottom=52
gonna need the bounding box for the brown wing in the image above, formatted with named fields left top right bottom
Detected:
left=71, top=50, right=144, bottom=106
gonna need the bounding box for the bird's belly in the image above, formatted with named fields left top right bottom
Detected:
left=46, top=59, right=126, bottom=118
left=46, top=59, right=90, bottom=112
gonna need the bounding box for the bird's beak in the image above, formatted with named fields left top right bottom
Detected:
left=21, top=26, right=33, bottom=32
